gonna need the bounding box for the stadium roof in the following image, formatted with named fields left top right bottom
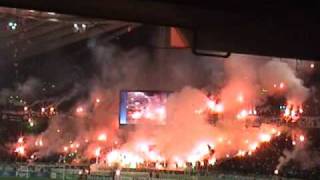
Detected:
left=0, top=1, right=320, bottom=60
left=0, top=7, right=136, bottom=61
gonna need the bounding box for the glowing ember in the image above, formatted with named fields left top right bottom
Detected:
left=41, top=107, right=45, bottom=113
left=274, top=169, right=279, bottom=175
left=24, top=106, right=28, bottom=111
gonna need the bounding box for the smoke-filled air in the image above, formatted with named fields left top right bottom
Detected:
left=11, top=45, right=313, bottom=174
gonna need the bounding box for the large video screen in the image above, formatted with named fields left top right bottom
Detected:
left=119, top=90, right=170, bottom=125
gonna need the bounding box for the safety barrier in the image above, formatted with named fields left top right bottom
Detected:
left=0, top=163, right=302, bottom=180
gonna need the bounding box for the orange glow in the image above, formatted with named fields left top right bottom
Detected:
left=237, top=109, right=248, bottom=120
left=15, top=146, right=25, bottom=156
left=215, top=104, right=224, bottom=113
left=249, top=143, right=258, bottom=151
left=299, top=107, right=303, bottom=114
left=97, top=133, right=107, bottom=142
left=76, top=106, right=83, bottom=113
left=18, top=137, right=24, bottom=144
left=292, top=141, right=296, bottom=145
left=237, top=150, right=246, bottom=157
left=279, top=82, right=285, bottom=89
left=299, top=135, right=305, bottom=142
left=63, top=146, right=68, bottom=153
left=137, top=142, right=149, bottom=153
left=95, top=147, right=101, bottom=157
left=259, top=133, right=271, bottom=142
left=237, top=94, right=244, bottom=103
left=35, top=138, right=43, bottom=147
left=207, top=100, right=216, bottom=111
left=310, top=63, right=315, bottom=69
left=96, top=98, right=101, bottom=103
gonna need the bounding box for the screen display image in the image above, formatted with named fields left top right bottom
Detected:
left=119, top=91, right=170, bottom=125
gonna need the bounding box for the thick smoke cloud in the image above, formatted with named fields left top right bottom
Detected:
left=276, top=143, right=320, bottom=172
left=14, top=44, right=312, bottom=171
left=0, top=77, right=41, bottom=104
left=24, top=44, right=225, bottom=158
left=92, top=45, right=224, bottom=90
left=259, top=60, right=309, bottom=104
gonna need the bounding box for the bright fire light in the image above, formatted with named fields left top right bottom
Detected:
left=18, top=137, right=24, bottom=144
left=237, top=109, right=248, bottom=120
left=215, top=104, right=224, bottom=113
left=249, top=143, right=258, bottom=151
left=237, top=94, right=244, bottom=103
left=207, top=100, right=216, bottom=111
left=96, top=98, right=101, bottom=103
left=76, top=106, right=84, bottom=113
left=95, top=147, right=101, bottom=157
left=279, top=82, right=285, bottom=89
left=259, top=133, right=271, bottom=142
left=97, top=133, right=107, bottom=142
left=63, top=146, right=68, bottom=153
left=299, top=135, right=305, bottom=142
left=310, top=63, right=315, bottom=69
left=35, top=138, right=43, bottom=147
left=131, top=111, right=142, bottom=119
left=15, top=146, right=25, bottom=156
